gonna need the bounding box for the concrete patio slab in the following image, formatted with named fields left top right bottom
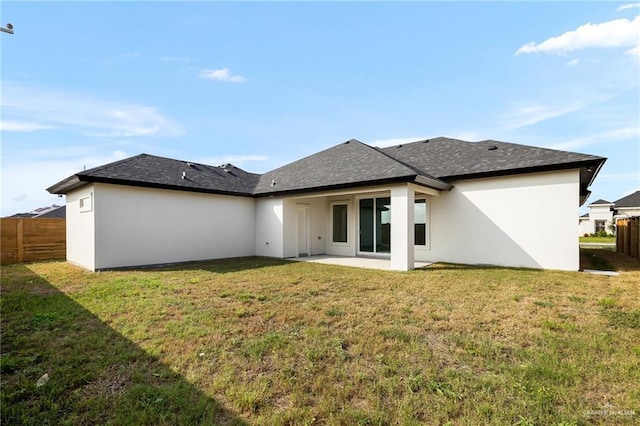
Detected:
left=288, top=255, right=432, bottom=271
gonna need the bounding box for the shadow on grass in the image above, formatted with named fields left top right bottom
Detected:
left=580, top=247, right=640, bottom=272
left=0, top=264, right=248, bottom=426
left=423, top=263, right=544, bottom=273
left=103, top=256, right=293, bottom=274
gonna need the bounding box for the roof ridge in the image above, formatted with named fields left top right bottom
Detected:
left=370, top=143, right=445, bottom=183
left=80, top=153, right=260, bottom=177
left=79, top=153, right=149, bottom=176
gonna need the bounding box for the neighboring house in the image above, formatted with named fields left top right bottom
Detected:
left=613, top=190, right=640, bottom=218
left=47, top=137, right=605, bottom=272
left=7, top=212, right=37, bottom=218
left=6, top=204, right=66, bottom=219
left=33, top=205, right=66, bottom=219
left=578, top=199, right=615, bottom=236
left=578, top=190, right=640, bottom=235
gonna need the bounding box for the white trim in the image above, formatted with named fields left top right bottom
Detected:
left=414, top=196, right=431, bottom=250
left=356, top=194, right=392, bottom=258
left=79, top=193, right=93, bottom=213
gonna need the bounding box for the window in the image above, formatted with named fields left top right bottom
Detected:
left=415, top=199, right=427, bottom=246
left=595, top=220, right=606, bottom=233
left=79, top=194, right=93, bottom=213
left=332, top=203, right=348, bottom=243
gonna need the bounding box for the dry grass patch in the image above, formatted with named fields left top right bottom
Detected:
left=2, top=253, right=639, bottom=425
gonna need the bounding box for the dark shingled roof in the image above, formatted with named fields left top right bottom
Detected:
left=48, top=137, right=606, bottom=206
left=381, top=137, right=604, bottom=180
left=588, top=199, right=613, bottom=205
left=254, top=139, right=452, bottom=195
left=34, top=205, right=66, bottom=218
left=380, top=137, right=604, bottom=205
left=47, top=154, right=260, bottom=197
left=614, top=190, right=640, bottom=208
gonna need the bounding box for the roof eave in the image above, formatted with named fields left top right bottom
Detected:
left=46, top=175, right=89, bottom=195
left=441, top=159, right=604, bottom=182
left=253, top=174, right=451, bottom=197
left=579, top=158, right=607, bottom=207
left=48, top=175, right=255, bottom=198
left=414, top=175, right=453, bottom=191
left=84, top=176, right=256, bottom=197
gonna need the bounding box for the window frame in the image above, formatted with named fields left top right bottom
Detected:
left=330, top=201, right=349, bottom=246
left=414, top=197, right=430, bottom=249
left=79, top=194, right=93, bottom=213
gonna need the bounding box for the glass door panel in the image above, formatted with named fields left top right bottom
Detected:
left=376, top=197, right=391, bottom=253
left=359, top=197, right=391, bottom=254
left=359, top=199, right=374, bottom=252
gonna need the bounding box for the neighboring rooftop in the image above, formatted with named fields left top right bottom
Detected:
left=588, top=199, right=613, bottom=205
left=6, top=204, right=65, bottom=219
left=33, top=205, right=66, bottom=219
left=614, top=190, right=640, bottom=208
left=48, top=137, right=606, bottom=205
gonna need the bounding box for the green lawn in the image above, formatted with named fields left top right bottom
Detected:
left=579, top=236, right=616, bottom=244
left=2, top=253, right=639, bottom=425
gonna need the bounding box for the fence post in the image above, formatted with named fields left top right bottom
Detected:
left=632, top=218, right=639, bottom=259
left=16, top=219, right=24, bottom=263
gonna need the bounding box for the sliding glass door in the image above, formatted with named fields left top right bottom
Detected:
left=359, top=197, right=391, bottom=254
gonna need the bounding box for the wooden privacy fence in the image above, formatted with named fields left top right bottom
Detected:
left=1, top=218, right=66, bottom=264
left=616, top=217, right=640, bottom=260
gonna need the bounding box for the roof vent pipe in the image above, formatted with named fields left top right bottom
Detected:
left=182, top=171, right=186, bottom=179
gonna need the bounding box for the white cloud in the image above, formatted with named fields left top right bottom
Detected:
left=618, top=3, right=640, bottom=11
left=0, top=120, right=54, bottom=132
left=565, top=58, right=580, bottom=66
left=515, top=15, right=640, bottom=57
left=547, top=126, right=640, bottom=150
left=501, top=102, right=586, bottom=130
left=196, top=154, right=268, bottom=167
left=597, top=172, right=640, bottom=181
left=1, top=82, right=183, bottom=138
left=198, top=68, right=247, bottom=83
left=626, top=43, right=640, bottom=58
left=1, top=150, right=129, bottom=217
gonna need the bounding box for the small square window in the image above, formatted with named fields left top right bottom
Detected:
left=79, top=195, right=93, bottom=212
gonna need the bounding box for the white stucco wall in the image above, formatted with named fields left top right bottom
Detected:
left=65, top=185, right=96, bottom=270
left=578, top=218, right=591, bottom=236
left=426, top=169, right=581, bottom=271
left=91, top=184, right=255, bottom=270
left=616, top=207, right=640, bottom=218
left=255, top=197, right=284, bottom=258
left=282, top=198, right=327, bottom=258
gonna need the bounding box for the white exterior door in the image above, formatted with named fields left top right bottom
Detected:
left=297, top=205, right=309, bottom=256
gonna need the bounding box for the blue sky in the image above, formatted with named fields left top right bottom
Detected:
left=1, top=1, right=639, bottom=216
